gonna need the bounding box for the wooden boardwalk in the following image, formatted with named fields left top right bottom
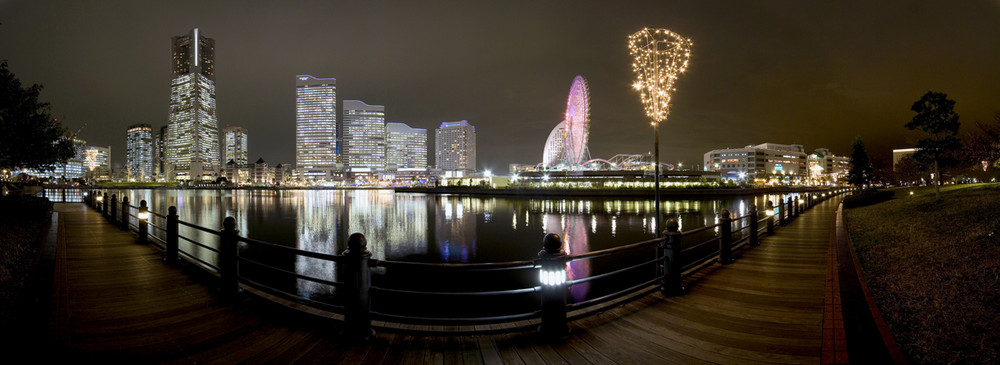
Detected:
left=44, top=198, right=844, bottom=364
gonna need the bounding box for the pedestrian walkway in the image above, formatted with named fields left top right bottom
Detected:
left=44, top=197, right=847, bottom=364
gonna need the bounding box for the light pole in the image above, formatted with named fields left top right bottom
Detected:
left=629, top=28, right=693, bottom=237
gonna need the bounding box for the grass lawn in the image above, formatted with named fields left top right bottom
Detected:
left=0, top=195, right=52, bottom=328
left=845, top=183, right=1000, bottom=364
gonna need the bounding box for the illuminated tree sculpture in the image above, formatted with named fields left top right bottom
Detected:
left=628, top=28, right=692, bottom=237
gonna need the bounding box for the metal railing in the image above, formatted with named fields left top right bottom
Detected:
left=82, top=187, right=851, bottom=339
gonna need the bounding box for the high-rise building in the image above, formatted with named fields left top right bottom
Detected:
left=342, top=100, right=386, bottom=173
left=223, top=126, right=249, bottom=167
left=167, top=27, right=220, bottom=181
left=126, top=124, right=153, bottom=181
left=703, top=143, right=808, bottom=181
left=385, top=122, right=428, bottom=171
left=295, top=75, right=337, bottom=180
left=154, top=125, right=168, bottom=180
left=435, top=120, right=476, bottom=172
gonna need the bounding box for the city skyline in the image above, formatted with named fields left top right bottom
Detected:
left=2, top=1, right=999, bottom=172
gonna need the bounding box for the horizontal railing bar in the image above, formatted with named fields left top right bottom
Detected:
left=370, top=309, right=541, bottom=326
left=150, top=210, right=167, bottom=219
left=567, top=284, right=661, bottom=322
left=567, top=257, right=659, bottom=286
left=567, top=276, right=660, bottom=311
left=371, top=285, right=539, bottom=297
left=177, top=250, right=220, bottom=273
left=177, top=234, right=220, bottom=253
left=375, top=259, right=536, bottom=272
left=178, top=220, right=221, bottom=235
left=239, top=236, right=344, bottom=262
left=240, top=278, right=345, bottom=313
left=569, top=237, right=660, bottom=261
left=681, top=237, right=718, bottom=255
left=681, top=224, right=718, bottom=236
left=238, top=256, right=343, bottom=288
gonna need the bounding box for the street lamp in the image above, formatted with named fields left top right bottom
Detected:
left=629, top=28, right=693, bottom=237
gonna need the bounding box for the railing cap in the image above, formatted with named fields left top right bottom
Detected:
left=223, top=216, right=237, bottom=231
left=664, top=218, right=680, bottom=233
left=140, top=199, right=148, bottom=208
left=720, top=209, right=730, bottom=219
left=538, top=233, right=566, bottom=259
left=344, top=232, right=372, bottom=258
left=168, top=205, right=177, bottom=215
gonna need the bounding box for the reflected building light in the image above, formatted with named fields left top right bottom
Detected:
left=678, top=215, right=684, bottom=231
left=611, top=216, right=617, bottom=237
left=524, top=210, right=529, bottom=227
left=512, top=213, right=518, bottom=230
left=591, top=216, right=597, bottom=234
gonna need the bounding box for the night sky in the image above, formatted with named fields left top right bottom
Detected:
left=2, top=1, right=998, bottom=172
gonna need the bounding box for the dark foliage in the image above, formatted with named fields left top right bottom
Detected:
left=0, top=61, right=75, bottom=172
left=848, top=137, right=873, bottom=187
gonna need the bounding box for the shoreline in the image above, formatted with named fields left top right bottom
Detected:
left=43, top=184, right=837, bottom=197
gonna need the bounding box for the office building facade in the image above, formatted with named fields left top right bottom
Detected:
left=341, top=100, right=386, bottom=174
left=167, top=27, right=220, bottom=181
left=385, top=122, right=428, bottom=171
left=295, top=75, right=337, bottom=179
left=223, top=126, right=249, bottom=167
left=126, top=124, right=154, bottom=181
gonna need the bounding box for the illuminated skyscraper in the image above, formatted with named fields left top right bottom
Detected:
left=154, top=125, right=167, bottom=180
left=126, top=124, right=153, bottom=181
left=295, top=75, right=337, bottom=180
left=167, top=27, right=220, bottom=181
left=342, top=100, right=386, bottom=173
left=435, top=120, right=476, bottom=172
left=385, top=122, right=427, bottom=171
left=223, top=126, right=249, bottom=167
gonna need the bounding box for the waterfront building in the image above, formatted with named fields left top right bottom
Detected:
left=126, top=124, right=154, bottom=181
left=435, top=120, right=476, bottom=173
left=223, top=126, right=249, bottom=168
left=807, top=148, right=850, bottom=183
left=84, top=145, right=112, bottom=181
left=342, top=100, right=386, bottom=177
left=167, top=27, right=220, bottom=181
left=385, top=122, right=427, bottom=171
left=252, top=157, right=270, bottom=185
left=703, top=143, right=807, bottom=183
left=295, top=75, right=337, bottom=180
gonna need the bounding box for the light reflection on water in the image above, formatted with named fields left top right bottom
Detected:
left=110, top=188, right=810, bottom=302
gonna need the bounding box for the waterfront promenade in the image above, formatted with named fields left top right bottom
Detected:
left=41, top=197, right=847, bottom=364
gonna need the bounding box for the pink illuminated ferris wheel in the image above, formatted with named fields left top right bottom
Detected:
left=563, top=75, right=590, bottom=166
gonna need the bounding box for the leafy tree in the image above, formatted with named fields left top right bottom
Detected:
left=894, top=155, right=925, bottom=185
left=848, top=137, right=873, bottom=187
left=906, top=91, right=961, bottom=200
left=0, top=61, right=75, bottom=174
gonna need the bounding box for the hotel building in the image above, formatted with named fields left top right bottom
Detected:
left=385, top=122, right=428, bottom=171
left=435, top=120, right=477, bottom=173
left=342, top=100, right=386, bottom=176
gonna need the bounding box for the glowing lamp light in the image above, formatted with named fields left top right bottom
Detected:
left=138, top=211, right=150, bottom=221
left=909, top=191, right=914, bottom=197
left=766, top=208, right=775, bottom=217
left=539, top=268, right=567, bottom=286
left=96, top=195, right=104, bottom=202
left=543, top=174, right=551, bottom=182
left=798, top=198, right=804, bottom=205
left=484, top=170, right=492, bottom=178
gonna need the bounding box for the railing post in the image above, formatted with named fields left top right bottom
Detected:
left=786, top=197, right=794, bottom=221
left=537, top=233, right=569, bottom=341
left=166, top=206, right=179, bottom=264
left=219, top=217, right=240, bottom=297
left=660, top=219, right=685, bottom=296
left=120, top=196, right=130, bottom=230
left=138, top=200, right=149, bottom=244
left=766, top=200, right=775, bottom=234
left=342, top=232, right=374, bottom=341
left=719, top=209, right=734, bottom=264
left=777, top=198, right=784, bottom=226
left=109, top=194, right=118, bottom=224
left=749, top=204, right=759, bottom=246
left=102, top=192, right=109, bottom=218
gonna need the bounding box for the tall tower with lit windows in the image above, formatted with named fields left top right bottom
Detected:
left=295, top=75, right=337, bottom=180
left=166, top=27, right=220, bottom=181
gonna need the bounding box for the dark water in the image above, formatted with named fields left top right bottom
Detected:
left=107, top=188, right=805, bottom=316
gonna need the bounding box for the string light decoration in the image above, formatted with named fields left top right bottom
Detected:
left=628, top=27, right=692, bottom=237
left=628, top=28, right=692, bottom=124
